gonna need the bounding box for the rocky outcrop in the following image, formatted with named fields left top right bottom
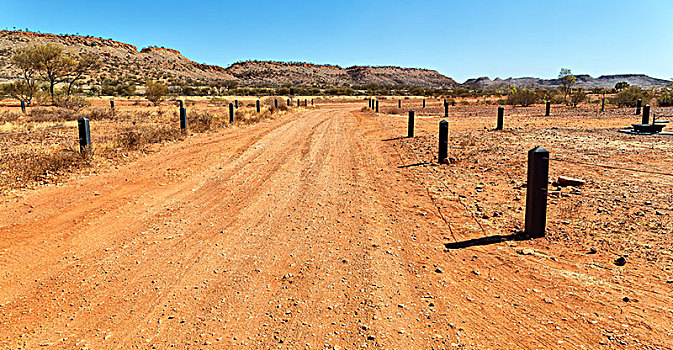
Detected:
left=462, top=74, right=670, bottom=89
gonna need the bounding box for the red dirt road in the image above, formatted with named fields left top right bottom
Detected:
left=1, top=106, right=671, bottom=349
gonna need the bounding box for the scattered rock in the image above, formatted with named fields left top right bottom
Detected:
left=614, top=256, right=627, bottom=266
left=557, top=176, right=586, bottom=187
left=516, top=248, right=534, bottom=255
left=588, top=247, right=597, bottom=254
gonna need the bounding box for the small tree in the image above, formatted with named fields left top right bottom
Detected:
left=9, top=47, right=39, bottom=104
left=31, top=44, right=73, bottom=105
left=570, top=88, right=587, bottom=107
left=506, top=85, right=539, bottom=106
left=615, top=81, right=630, bottom=91
left=145, top=81, right=168, bottom=106
left=64, top=53, right=101, bottom=96
left=558, top=68, right=576, bottom=101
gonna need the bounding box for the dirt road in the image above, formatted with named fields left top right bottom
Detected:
left=1, top=106, right=671, bottom=349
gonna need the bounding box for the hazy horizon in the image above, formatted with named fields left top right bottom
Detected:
left=2, top=0, right=671, bottom=83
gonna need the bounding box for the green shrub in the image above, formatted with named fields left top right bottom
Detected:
left=507, top=86, right=539, bottom=107
left=611, top=87, right=650, bottom=107
left=657, top=89, right=673, bottom=107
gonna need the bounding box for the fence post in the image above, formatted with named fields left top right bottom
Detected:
left=178, top=100, right=184, bottom=109
left=256, top=100, right=261, bottom=113
left=235, top=99, right=239, bottom=108
left=524, top=146, right=549, bottom=237
left=297, top=99, right=300, bottom=107
left=311, top=99, right=314, bottom=106
left=642, top=104, right=650, bottom=124
left=545, top=101, right=550, bottom=116
left=304, top=99, right=307, bottom=106
left=422, top=99, right=426, bottom=109
left=274, top=99, right=278, bottom=109
left=229, top=103, right=235, bottom=123
left=287, top=98, right=290, bottom=107
left=368, top=98, right=372, bottom=108
left=375, top=100, right=379, bottom=113
left=438, top=120, right=449, bottom=163
left=398, top=99, right=401, bottom=108
left=20, top=100, right=26, bottom=114
left=496, top=106, right=504, bottom=130
left=601, top=98, right=605, bottom=112
left=636, top=99, right=642, bottom=115
left=78, top=117, right=92, bottom=156
left=180, top=107, right=187, bottom=134
left=408, top=110, right=415, bottom=137
left=444, top=100, right=449, bottom=118
left=110, top=99, right=115, bottom=115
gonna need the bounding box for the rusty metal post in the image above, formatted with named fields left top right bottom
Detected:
left=408, top=110, right=415, bottom=138
left=524, top=146, right=550, bottom=237
left=438, top=120, right=448, bottom=163
left=496, top=106, right=504, bottom=130
left=78, top=117, right=92, bottom=156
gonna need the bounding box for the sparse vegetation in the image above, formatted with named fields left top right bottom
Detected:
left=612, top=86, right=650, bottom=107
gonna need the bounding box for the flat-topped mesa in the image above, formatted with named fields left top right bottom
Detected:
left=139, top=46, right=182, bottom=55
left=0, top=30, right=138, bottom=52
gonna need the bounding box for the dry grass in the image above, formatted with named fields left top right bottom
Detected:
left=0, top=100, right=298, bottom=192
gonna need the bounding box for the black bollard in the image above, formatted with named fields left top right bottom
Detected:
left=229, top=103, right=235, bottom=123
left=297, top=99, right=300, bottom=107
left=398, top=99, right=401, bottom=108
left=274, top=99, right=278, bottom=109
left=545, top=101, right=550, bottom=116
left=438, top=120, right=449, bottom=163
left=524, top=146, right=550, bottom=237
left=642, top=104, right=650, bottom=124
left=375, top=100, right=379, bottom=113
left=287, top=99, right=291, bottom=107
left=422, top=99, right=426, bottom=109
left=304, top=99, right=307, bottom=107
left=601, top=98, right=605, bottom=112
left=178, top=100, right=184, bottom=109
left=311, top=99, right=314, bottom=106
left=496, top=106, right=504, bottom=130
left=636, top=99, right=642, bottom=115
left=235, top=99, right=239, bottom=108
left=77, top=117, right=92, bottom=156
left=110, top=100, right=115, bottom=113
left=180, top=107, right=187, bottom=134
left=20, top=100, right=26, bottom=114
left=443, top=100, right=449, bottom=118
left=256, top=100, right=261, bottom=113
left=290, top=88, right=295, bottom=97
left=408, top=110, right=415, bottom=138
left=368, top=98, right=372, bottom=109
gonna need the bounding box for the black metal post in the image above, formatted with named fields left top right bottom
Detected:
left=438, top=120, right=449, bottom=163
left=235, top=100, right=239, bottom=108
left=408, top=110, right=415, bottom=138
left=496, top=106, right=504, bottom=130
left=287, top=98, right=291, bottom=107
left=545, top=101, right=550, bottom=116
left=304, top=99, right=307, bottom=106
left=444, top=100, right=449, bottom=118
left=642, top=104, right=650, bottom=124
left=398, top=99, right=401, bottom=108
left=297, top=99, right=300, bottom=107
left=229, top=103, right=235, bottom=123
left=524, top=146, right=549, bottom=237
left=20, top=100, right=26, bottom=114
left=368, top=98, right=372, bottom=108
left=274, top=99, right=278, bottom=109
left=636, top=99, right=642, bottom=115
left=311, top=99, right=314, bottom=106
left=601, top=98, right=605, bottom=112
left=180, top=107, right=187, bottom=134
left=422, top=99, right=426, bottom=109
left=78, top=117, right=92, bottom=156
left=178, top=100, right=184, bottom=109
left=375, top=100, right=379, bottom=113
left=256, top=100, right=261, bottom=113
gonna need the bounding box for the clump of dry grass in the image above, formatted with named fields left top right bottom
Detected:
left=111, top=125, right=182, bottom=151
left=0, top=146, right=87, bottom=192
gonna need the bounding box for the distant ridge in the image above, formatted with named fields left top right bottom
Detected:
left=0, top=30, right=455, bottom=88
left=462, top=74, right=671, bottom=89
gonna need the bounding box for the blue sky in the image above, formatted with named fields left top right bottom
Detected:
left=1, top=0, right=671, bottom=83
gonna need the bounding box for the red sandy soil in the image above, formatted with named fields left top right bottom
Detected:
left=0, top=104, right=671, bottom=349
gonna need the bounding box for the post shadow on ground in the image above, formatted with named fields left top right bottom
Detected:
left=444, top=233, right=534, bottom=250
left=397, top=162, right=432, bottom=169
left=382, top=136, right=409, bottom=142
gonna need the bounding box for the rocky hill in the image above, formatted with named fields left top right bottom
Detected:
left=463, top=74, right=671, bottom=89
left=0, top=30, right=455, bottom=88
